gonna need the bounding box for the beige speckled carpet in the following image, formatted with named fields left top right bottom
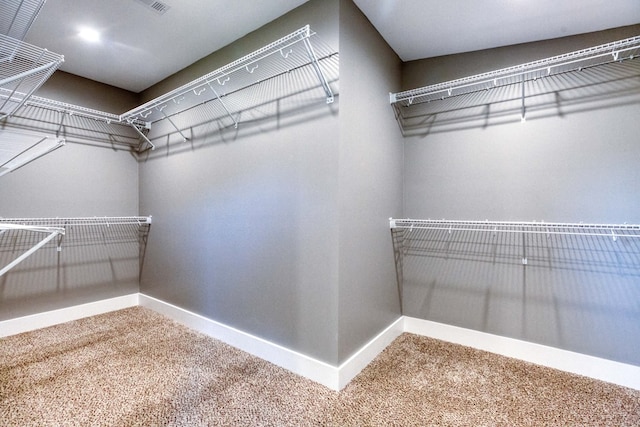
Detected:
left=1, top=307, right=639, bottom=426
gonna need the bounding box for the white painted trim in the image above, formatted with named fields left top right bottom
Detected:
left=3, top=294, right=638, bottom=391
left=337, top=316, right=404, bottom=390
left=0, top=294, right=139, bottom=337
left=139, top=294, right=404, bottom=390
left=404, top=316, right=640, bottom=391
left=138, top=294, right=342, bottom=390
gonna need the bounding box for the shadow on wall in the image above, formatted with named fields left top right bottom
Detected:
left=394, top=57, right=640, bottom=136
left=392, top=226, right=640, bottom=365
left=0, top=222, right=150, bottom=320
left=0, top=104, right=141, bottom=152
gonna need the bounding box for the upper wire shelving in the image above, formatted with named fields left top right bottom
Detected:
left=1, top=0, right=64, bottom=119
left=0, top=33, right=64, bottom=119
left=390, top=35, right=640, bottom=133
left=1, top=24, right=338, bottom=154
left=120, top=25, right=337, bottom=148
left=0, top=0, right=47, bottom=41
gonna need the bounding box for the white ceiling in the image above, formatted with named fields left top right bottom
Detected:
left=352, top=0, right=640, bottom=62
left=24, top=0, right=309, bottom=92
left=22, top=0, right=640, bottom=93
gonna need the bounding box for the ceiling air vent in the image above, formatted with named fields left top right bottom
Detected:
left=134, top=0, right=170, bottom=15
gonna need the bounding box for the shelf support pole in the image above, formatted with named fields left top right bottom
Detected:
left=56, top=110, right=66, bottom=138
left=302, top=36, right=334, bottom=104
left=157, top=108, right=189, bottom=142
left=128, top=121, right=155, bottom=151
left=0, top=137, right=64, bottom=177
left=205, top=81, right=238, bottom=128
left=0, top=230, right=62, bottom=277
left=521, top=77, right=526, bottom=122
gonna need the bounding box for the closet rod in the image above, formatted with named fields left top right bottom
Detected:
left=389, top=218, right=640, bottom=239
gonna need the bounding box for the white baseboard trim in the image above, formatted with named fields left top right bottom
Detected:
left=0, top=294, right=139, bottom=338
left=3, top=295, right=638, bottom=391
left=139, top=294, right=342, bottom=389
left=404, top=316, right=640, bottom=391
left=337, top=316, right=404, bottom=390
left=139, top=294, right=404, bottom=391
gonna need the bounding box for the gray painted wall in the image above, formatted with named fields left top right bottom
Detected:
left=139, top=0, right=404, bottom=365
left=139, top=0, right=342, bottom=365
left=337, top=0, right=403, bottom=363
left=0, top=73, right=140, bottom=320
left=400, top=29, right=640, bottom=365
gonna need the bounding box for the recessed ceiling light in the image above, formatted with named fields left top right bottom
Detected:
left=78, top=28, right=101, bottom=42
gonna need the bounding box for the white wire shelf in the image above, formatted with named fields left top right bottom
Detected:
left=1, top=25, right=337, bottom=153
left=389, top=218, right=640, bottom=240
left=0, top=216, right=152, bottom=277
left=0, top=33, right=64, bottom=119
left=0, top=216, right=152, bottom=226
left=25, top=95, right=123, bottom=123
left=122, top=25, right=334, bottom=125
left=389, top=35, right=640, bottom=131
left=120, top=25, right=337, bottom=148
left=0, top=0, right=47, bottom=41
left=0, top=128, right=64, bottom=177
left=389, top=218, right=640, bottom=308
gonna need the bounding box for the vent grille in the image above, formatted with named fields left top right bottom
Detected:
left=134, top=0, right=170, bottom=15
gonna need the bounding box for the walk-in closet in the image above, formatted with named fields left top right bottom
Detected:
left=2, top=0, right=640, bottom=425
